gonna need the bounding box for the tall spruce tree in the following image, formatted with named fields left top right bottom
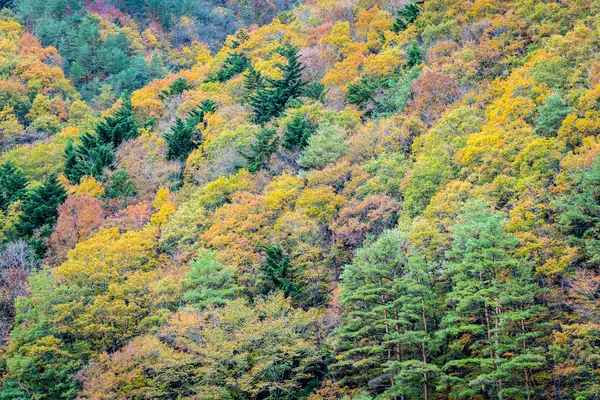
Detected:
left=283, top=114, right=315, bottom=150
left=260, top=245, right=298, bottom=298
left=0, top=162, right=28, bottom=211
left=165, top=106, right=206, bottom=162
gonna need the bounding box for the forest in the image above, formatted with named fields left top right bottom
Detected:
left=0, top=0, right=600, bottom=398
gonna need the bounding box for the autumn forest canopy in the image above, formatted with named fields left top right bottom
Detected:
left=1, top=0, right=600, bottom=398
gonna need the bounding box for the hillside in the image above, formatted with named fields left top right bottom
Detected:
left=1, top=0, right=600, bottom=398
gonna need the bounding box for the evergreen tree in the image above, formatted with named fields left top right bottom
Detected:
left=555, top=157, right=600, bottom=265
left=165, top=106, right=205, bottom=162
left=239, top=128, right=279, bottom=173
left=184, top=250, right=243, bottom=309
left=283, top=114, right=315, bottom=150
left=96, top=92, right=138, bottom=147
left=200, top=99, right=218, bottom=114
left=242, top=64, right=264, bottom=105
left=392, top=3, right=421, bottom=33
left=383, top=252, right=444, bottom=400
left=332, top=230, right=409, bottom=391
left=260, top=245, right=298, bottom=298
left=406, top=42, right=423, bottom=69
left=64, top=133, right=114, bottom=184
left=0, top=162, right=28, bottom=211
left=535, top=94, right=572, bottom=137
left=165, top=117, right=195, bottom=162
left=441, top=200, right=546, bottom=399
left=16, top=175, right=66, bottom=238
left=206, top=52, right=249, bottom=83
left=247, top=44, right=306, bottom=124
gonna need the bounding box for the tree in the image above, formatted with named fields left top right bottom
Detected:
left=260, top=245, right=298, bottom=298
left=206, top=51, right=249, bottom=83
left=96, top=93, right=138, bottom=148
left=535, top=94, right=572, bottom=137
left=183, top=249, right=243, bottom=309
left=0, top=161, right=28, bottom=211
left=298, top=124, right=348, bottom=169
left=15, top=175, right=66, bottom=239
left=64, top=133, right=114, bottom=184
left=283, top=113, right=315, bottom=150
left=239, top=128, right=279, bottom=172
left=165, top=107, right=205, bottom=162
left=555, top=157, right=600, bottom=266
left=441, top=200, right=546, bottom=399
left=406, top=42, right=423, bottom=69
left=247, top=44, right=306, bottom=124
left=392, top=3, right=421, bottom=33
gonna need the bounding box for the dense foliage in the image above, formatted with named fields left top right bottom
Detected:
left=1, top=0, right=600, bottom=398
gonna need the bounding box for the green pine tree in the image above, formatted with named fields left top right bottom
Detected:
left=441, top=200, right=546, bottom=399
left=247, top=44, right=306, bottom=124
left=0, top=161, right=28, bottom=211
left=239, top=128, right=279, bottom=172
left=96, top=92, right=138, bottom=147
left=16, top=175, right=66, bottom=238
left=260, top=245, right=298, bottom=298
left=64, top=133, right=114, bottom=184
left=283, top=114, right=315, bottom=150
left=184, top=250, right=243, bottom=309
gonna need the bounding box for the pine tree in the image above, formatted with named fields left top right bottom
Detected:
left=184, top=250, right=243, bottom=309
left=0, top=161, right=28, bottom=211
left=406, top=42, right=423, bottom=69
left=16, top=175, right=66, bottom=238
left=165, top=117, right=196, bottom=162
left=200, top=99, right=218, bottom=114
left=164, top=107, right=205, bottom=163
left=441, top=200, right=546, bottom=399
left=332, top=230, right=409, bottom=391
left=247, top=44, right=306, bottom=124
left=96, top=92, right=138, bottom=147
left=239, top=128, right=279, bottom=173
left=64, top=133, right=114, bottom=184
left=392, top=3, right=421, bottom=33
left=206, top=52, right=249, bottom=83
left=283, top=114, right=315, bottom=150
left=260, top=245, right=298, bottom=298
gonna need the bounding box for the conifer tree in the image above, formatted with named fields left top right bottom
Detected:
left=283, top=114, right=315, bottom=150
left=96, top=92, right=138, bottom=147
left=184, top=250, right=243, bottom=309
left=165, top=117, right=196, bottom=162
left=239, top=128, right=279, bottom=172
left=64, top=134, right=114, bottom=184
left=16, top=175, right=66, bottom=238
left=0, top=161, right=28, bottom=211
left=164, top=106, right=206, bottom=162
left=260, top=245, right=298, bottom=298
left=406, top=42, right=423, bottom=69
left=392, top=3, right=421, bottom=33
left=247, top=44, right=306, bottom=124
left=206, top=52, right=249, bottom=83
left=441, top=200, right=546, bottom=399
